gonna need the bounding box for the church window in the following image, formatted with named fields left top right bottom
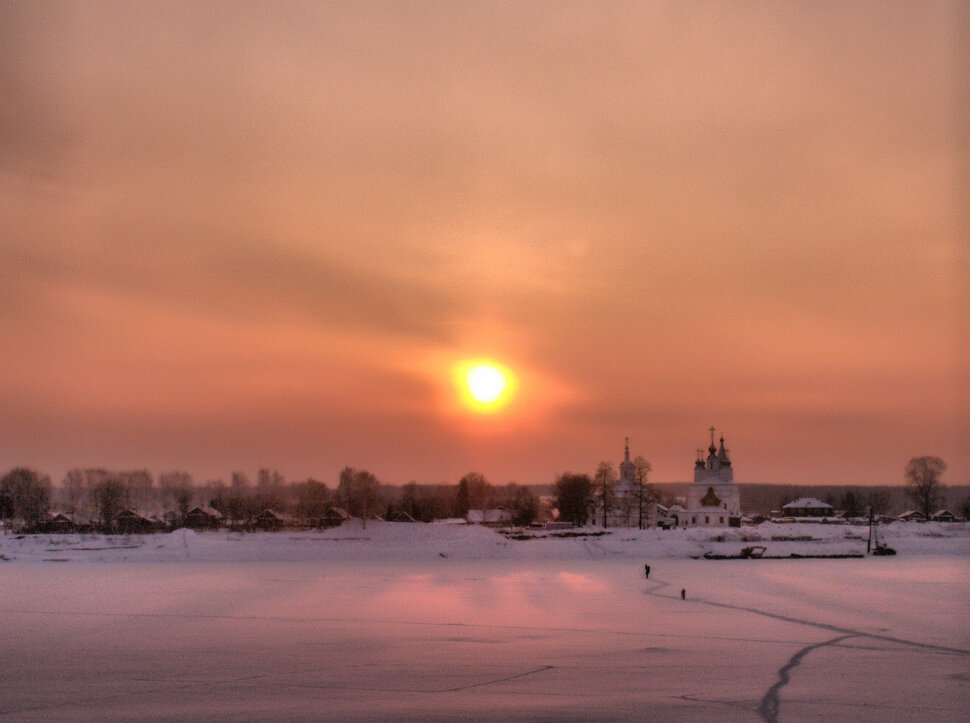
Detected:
left=705, top=515, right=709, bottom=524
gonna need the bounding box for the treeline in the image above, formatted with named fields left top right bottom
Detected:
left=0, top=466, right=541, bottom=532
left=716, top=483, right=970, bottom=518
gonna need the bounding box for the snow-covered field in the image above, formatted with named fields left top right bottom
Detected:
left=2, top=522, right=968, bottom=721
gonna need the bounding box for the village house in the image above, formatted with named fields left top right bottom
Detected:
left=254, top=508, right=297, bottom=531
left=41, top=512, right=87, bottom=534
left=115, top=509, right=158, bottom=535
left=184, top=506, right=224, bottom=530
left=896, top=509, right=927, bottom=522
left=782, top=498, right=835, bottom=519
left=467, top=508, right=512, bottom=527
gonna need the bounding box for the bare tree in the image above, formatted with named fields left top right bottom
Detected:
left=593, top=461, right=618, bottom=528
left=840, top=490, right=863, bottom=518
left=553, top=472, right=593, bottom=526
left=455, top=477, right=471, bottom=518
left=200, top=479, right=229, bottom=513
left=124, top=469, right=155, bottom=513
left=501, top=483, right=538, bottom=526
left=633, top=455, right=653, bottom=529
left=905, top=456, right=946, bottom=519
left=457, top=472, right=492, bottom=513
left=864, top=490, right=891, bottom=516
left=159, top=471, right=195, bottom=524
left=337, top=467, right=380, bottom=528
left=92, top=474, right=127, bottom=533
left=226, top=471, right=253, bottom=526
left=62, top=468, right=89, bottom=518
left=397, top=482, right=456, bottom=522
left=295, top=478, right=330, bottom=522
left=0, top=468, right=51, bottom=531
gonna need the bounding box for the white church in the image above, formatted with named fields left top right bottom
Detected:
left=679, top=427, right=742, bottom=527
left=586, top=431, right=743, bottom=529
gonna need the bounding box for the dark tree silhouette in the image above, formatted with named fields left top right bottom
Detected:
left=502, top=483, right=538, bottom=526
left=457, top=472, right=492, bottom=512
left=455, top=478, right=470, bottom=517
left=634, top=456, right=653, bottom=529
left=337, top=467, right=380, bottom=528
left=0, top=467, right=51, bottom=531
left=593, top=461, right=618, bottom=528
left=226, top=471, right=253, bottom=526
left=554, top=472, right=593, bottom=526
left=295, top=478, right=330, bottom=521
left=840, top=490, right=862, bottom=518
left=159, top=471, right=194, bottom=524
left=92, top=475, right=127, bottom=533
left=905, top=456, right=946, bottom=519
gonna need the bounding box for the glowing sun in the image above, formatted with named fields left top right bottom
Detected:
left=466, top=364, right=507, bottom=404
left=454, top=359, right=516, bottom=413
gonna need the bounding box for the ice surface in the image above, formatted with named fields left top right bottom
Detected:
left=1, top=523, right=967, bottom=721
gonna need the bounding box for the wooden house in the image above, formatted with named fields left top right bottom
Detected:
left=184, top=506, right=224, bottom=530
left=254, top=508, right=297, bottom=531
left=115, top=509, right=157, bottom=534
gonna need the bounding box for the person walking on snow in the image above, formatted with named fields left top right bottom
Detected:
left=681, top=588, right=686, bottom=600
left=644, top=564, right=650, bottom=579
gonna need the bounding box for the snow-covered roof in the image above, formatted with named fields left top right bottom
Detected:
left=782, top=498, right=833, bottom=510
left=49, top=511, right=86, bottom=524
left=188, top=506, right=224, bottom=519
left=467, top=509, right=512, bottom=523
left=257, top=509, right=296, bottom=522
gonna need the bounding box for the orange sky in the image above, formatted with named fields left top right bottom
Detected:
left=1, top=1, right=967, bottom=486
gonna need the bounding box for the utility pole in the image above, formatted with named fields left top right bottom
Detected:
left=867, top=507, right=873, bottom=554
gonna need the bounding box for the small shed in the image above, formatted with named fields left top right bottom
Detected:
left=931, top=509, right=957, bottom=522
left=896, top=510, right=927, bottom=522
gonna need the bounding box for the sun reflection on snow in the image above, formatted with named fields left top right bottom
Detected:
left=362, top=569, right=609, bottom=626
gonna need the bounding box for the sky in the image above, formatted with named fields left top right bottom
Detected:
left=1, top=1, right=967, bottom=487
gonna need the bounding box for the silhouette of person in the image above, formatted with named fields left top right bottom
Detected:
left=680, top=588, right=686, bottom=600
left=644, top=564, right=650, bottom=579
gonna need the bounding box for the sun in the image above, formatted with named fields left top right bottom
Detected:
left=466, top=364, right=506, bottom=404
left=453, top=359, right=516, bottom=413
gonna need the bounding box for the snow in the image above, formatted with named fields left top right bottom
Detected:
left=1, top=522, right=968, bottom=720
left=2, top=520, right=967, bottom=564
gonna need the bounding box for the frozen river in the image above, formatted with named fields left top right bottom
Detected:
left=1, top=554, right=967, bottom=721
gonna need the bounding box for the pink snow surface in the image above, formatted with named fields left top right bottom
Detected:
left=1, top=522, right=967, bottom=720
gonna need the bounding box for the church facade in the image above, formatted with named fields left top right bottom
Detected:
left=681, top=428, right=742, bottom=527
